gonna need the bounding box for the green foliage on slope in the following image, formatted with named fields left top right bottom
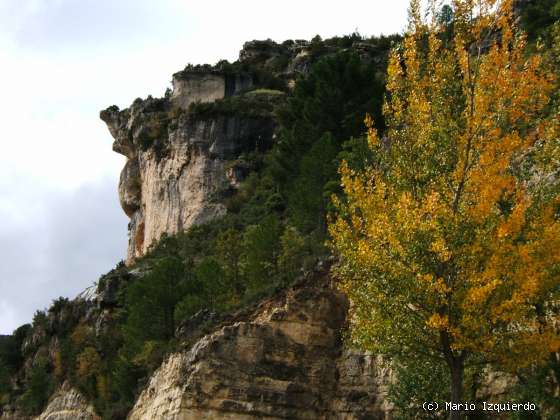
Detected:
left=269, top=50, right=389, bottom=235
left=19, top=357, right=53, bottom=415
left=0, top=33, right=395, bottom=419
left=188, top=89, right=282, bottom=119
left=2, top=18, right=558, bottom=418
left=0, top=329, right=29, bottom=402
left=519, top=0, right=560, bottom=43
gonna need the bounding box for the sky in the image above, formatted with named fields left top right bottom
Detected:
left=0, top=0, right=411, bottom=335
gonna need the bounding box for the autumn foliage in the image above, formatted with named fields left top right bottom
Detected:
left=329, top=0, right=560, bottom=409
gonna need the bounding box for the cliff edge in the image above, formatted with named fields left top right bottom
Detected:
left=100, top=77, right=279, bottom=263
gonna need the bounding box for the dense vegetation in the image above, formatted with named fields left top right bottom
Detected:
left=270, top=50, right=387, bottom=234
left=519, top=0, right=560, bottom=43
left=0, top=327, right=29, bottom=404
left=1, top=2, right=559, bottom=419
left=188, top=89, right=284, bottom=119
left=0, top=32, right=396, bottom=419
left=329, top=1, right=560, bottom=419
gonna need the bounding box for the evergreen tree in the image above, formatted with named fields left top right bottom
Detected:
left=195, top=257, right=228, bottom=309
left=216, top=228, right=244, bottom=292
left=278, top=226, right=307, bottom=282
left=242, top=215, right=282, bottom=291
left=518, top=0, right=560, bottom=43
left=288, top=133, right=339, bottom=232
left=20, top=357, right=53, bottom=415
left=124, top=256, right=192, bottom=346
left=270, top=51, right=387, bottom=234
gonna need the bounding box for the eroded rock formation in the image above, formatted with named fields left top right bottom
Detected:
left=99, top=37, right=390, bottom=264
left=36, top=383, right=99, bottom=420
left=100, top=87, right=278, bottom=263
left=127, top=275, right=393, bottom=420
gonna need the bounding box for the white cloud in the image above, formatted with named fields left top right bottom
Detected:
left=0, top=0, right=411, bottom=334
left=0, top=300, right=20, bottom=335
left=0, top=178, right=128, bottom=334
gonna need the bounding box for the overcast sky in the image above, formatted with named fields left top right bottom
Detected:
left=0, top=0, right=410, bottom=335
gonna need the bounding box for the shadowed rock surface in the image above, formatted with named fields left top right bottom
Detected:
left=100, top=95, right=278, bottom=263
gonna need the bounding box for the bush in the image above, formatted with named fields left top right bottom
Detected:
left=174, top=295, right=206, bottom=324
left=0, top=362, right=11, bottom=397
left=124, top=257, right=192, bottom=347
left=188, top=93, right=278, bottom=119
left=0, top=325, right=29, bottom=374
left=20, top=357, right=53, bottom=415
left=195, top=258, right=229, bottom=310
left=242, top=215, right=282, bottom=293
left=388, top=357, right=450, bottom=419
left=278, top=226, right=307, bottom=282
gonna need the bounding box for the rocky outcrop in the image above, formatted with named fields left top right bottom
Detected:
left=1, top=270, right=393, bottom=420
left=100, top=38, right=395, bottom=263
left=333, top=351, right=393, bottom=418
left=171, top=72, right=227, bottom=110
left=127, top=277, right=393, bottom=420
left=0, top=407, right=25, bottom=420
left=0, top=385, right=98, bottom=420
left=171, top=71, right=253, bottom=110
left=101, top=90, right=278, bottom=263
left=36, top=383, right=99, bottom=420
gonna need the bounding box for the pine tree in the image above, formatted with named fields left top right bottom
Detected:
left=124, top=256, right=191, bottom=345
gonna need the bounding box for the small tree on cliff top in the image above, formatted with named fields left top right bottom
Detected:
left=329, top=0, right=560, bottom=414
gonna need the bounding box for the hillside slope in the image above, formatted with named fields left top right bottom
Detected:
left=0, top=35, right=397, bottom=420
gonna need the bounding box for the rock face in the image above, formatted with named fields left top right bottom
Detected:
left=171, top=71, right=253, bottom=110
left=0, top=384, right=99, bottom=420
left=171, top=72, right=227, bottom=110
left=127, top=277, right=393, bottom=420
left=101, top=86, right=277, bottom=263
left=100, top=38, right=394, bottom=263
left=36, top=383, right=99, bottom=420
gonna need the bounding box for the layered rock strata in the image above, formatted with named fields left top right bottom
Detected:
left=127, top=276, right=393, bottom=420
left=36, top=383, right=99, bottom=420
left=170, top=71, right=253, bottom=110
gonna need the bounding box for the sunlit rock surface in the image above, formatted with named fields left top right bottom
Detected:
left=36, top=383, right=99, bottom=420
left=128, top=276, right=393, bottom=420
left=101, top=86, right=277, bottom=264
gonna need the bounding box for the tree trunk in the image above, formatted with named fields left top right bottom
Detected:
left=449, top=357, right=464, bottom=420
left=440, top=326, right=466, bottom=419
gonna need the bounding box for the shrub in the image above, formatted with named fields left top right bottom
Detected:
left=20, top=357, right=53, bottom=415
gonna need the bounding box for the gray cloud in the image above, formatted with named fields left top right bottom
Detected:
left=0, top=0, right=411, bottom=336
left=0, top=0, right=188, bottom=51
left=0, top=178, right=128, bottom=334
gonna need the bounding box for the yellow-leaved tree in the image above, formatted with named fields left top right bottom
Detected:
left=329, top=0, right=560, bottom=414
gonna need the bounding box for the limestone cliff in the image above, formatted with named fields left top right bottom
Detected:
left=100, top=87, right=278, bottom=264
left=0, top=266, right=395, bottom=420
left=100, top=37, right=388, bottom=263
left=127, top=272, right=393, bottom=420
left=99, top=40, right=306, bottom=264
left=35, top=383, right=99, bottom=420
